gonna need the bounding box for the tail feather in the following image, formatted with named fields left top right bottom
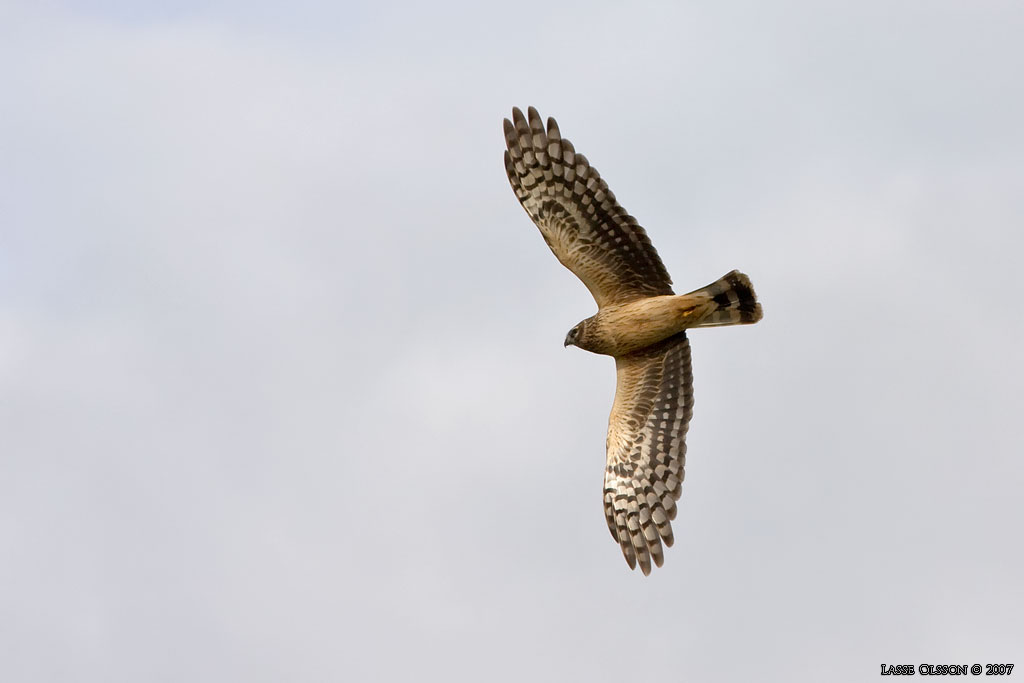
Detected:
left=684, top=270, right=763, bottom=328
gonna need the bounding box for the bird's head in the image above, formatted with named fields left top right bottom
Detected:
left=564, top=321, right=585, bottom=349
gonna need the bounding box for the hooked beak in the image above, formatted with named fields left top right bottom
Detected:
left=564, top=333, right=573, bottom=348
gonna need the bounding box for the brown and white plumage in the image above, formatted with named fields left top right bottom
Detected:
left=605, top=333, right=693, bottom=574
left=503, top=107, right=672, bottom=308
left=503, top=107, right=762, bottom=574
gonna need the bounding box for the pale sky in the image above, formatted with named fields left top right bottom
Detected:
left=2, top=1, right=1023, bottom=681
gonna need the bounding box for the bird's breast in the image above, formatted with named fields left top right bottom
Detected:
left=591, top=295, right=711, bottom=356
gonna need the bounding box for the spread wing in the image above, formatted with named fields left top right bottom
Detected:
left=503, top=106, right=674, bottom=308
left=604, top=332, right=694, bottom=574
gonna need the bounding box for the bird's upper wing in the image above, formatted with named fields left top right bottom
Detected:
left=604, top=332, right=693, bottom=574
left=503, top=107, right=674, bottom=308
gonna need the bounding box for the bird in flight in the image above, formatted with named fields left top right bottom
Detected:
left=503, top=106, right=763, bottom=575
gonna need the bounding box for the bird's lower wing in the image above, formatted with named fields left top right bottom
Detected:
left=604, top=333, right=694, bottom=575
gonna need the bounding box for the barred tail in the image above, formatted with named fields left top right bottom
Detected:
left=684, top=270, right=763, bottom=328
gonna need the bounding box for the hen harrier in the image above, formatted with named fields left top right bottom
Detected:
left=503, top=107, right=763, bottom=574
